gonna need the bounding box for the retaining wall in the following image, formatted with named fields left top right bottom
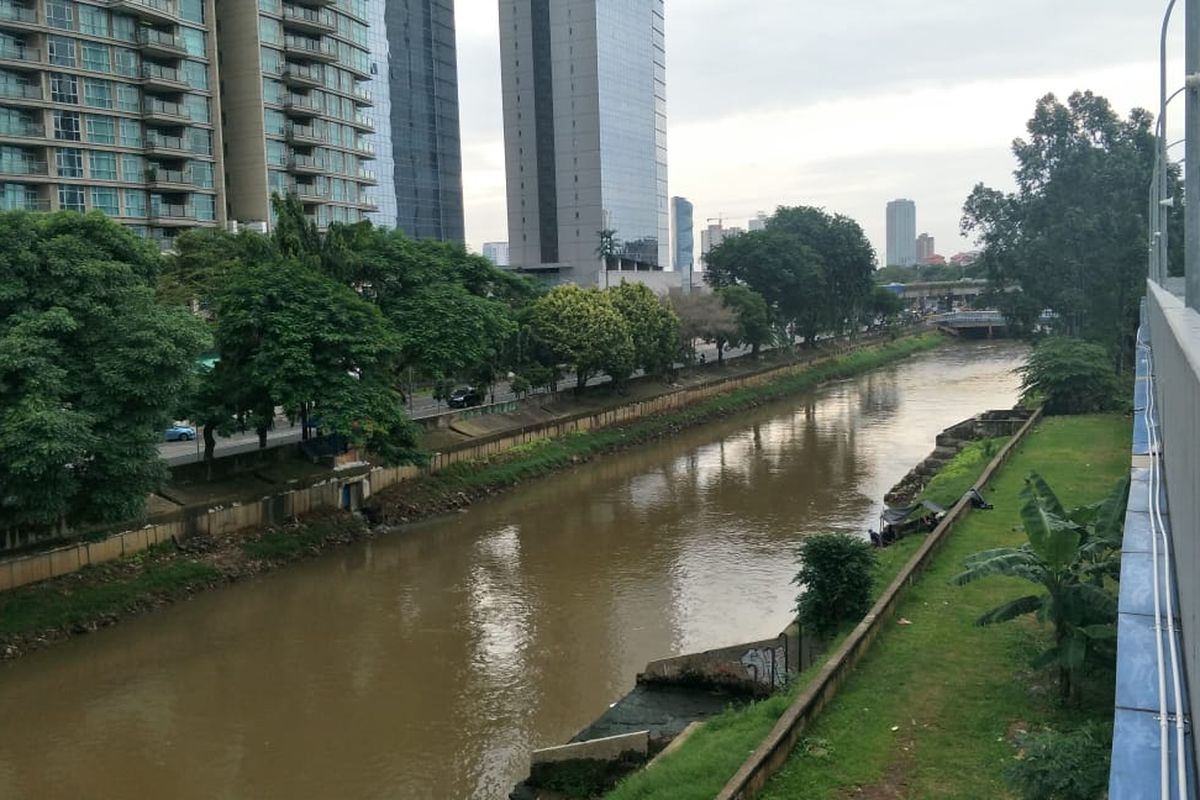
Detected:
left=0, top=333, right=927, bottom=594
left=714, top=407, right=1044, bottom=800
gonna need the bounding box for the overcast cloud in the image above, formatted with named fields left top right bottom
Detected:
left=453, top=1, right=1184, bottom=264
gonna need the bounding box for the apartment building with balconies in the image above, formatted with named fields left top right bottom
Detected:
left=217, top=0, right=377, bottom=231
left=0, top=0, right=225, bottom=249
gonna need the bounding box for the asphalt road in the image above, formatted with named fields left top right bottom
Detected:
left=158, top=341, right=752, bottom=467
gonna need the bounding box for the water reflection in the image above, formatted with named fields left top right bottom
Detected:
left=0, top=340, right=1027, bottom=799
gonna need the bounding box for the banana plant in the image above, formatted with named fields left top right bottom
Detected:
left=952, top=472, right=1128, bottom=701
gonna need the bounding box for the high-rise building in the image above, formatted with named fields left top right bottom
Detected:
left=373, top=0, right=463, bottom=241
left=699, top=219, right=742, bottom=271
left=218, top=0, right=377, bottom=231
left=0, top=0, right=226, bottom=250
left=500, top=0, right=668, bottom=286
left=748, top=210, right=768, bottom=232
left=671, top=196, right=693, bottom=291
left=482, top=241, right=509, bottom=266
left=886, top=199, right=917, bottom=266
left=916, top=232, right=935, bottom=264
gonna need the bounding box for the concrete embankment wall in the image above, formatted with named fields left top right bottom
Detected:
left=0, top=333, right=927, bottom=594
left=714, top=407, right=1044, bottom=800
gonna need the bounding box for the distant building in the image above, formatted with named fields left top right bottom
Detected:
left=500, top=0, right=668, bottom=286
left=886, top=199, right=917, bottom=266
left=700, top=221, right=744, bottom=271
left=482, top=242, right=510, bottom=267
left=950, top=251, right=980, bottom=266
left=916, top=233, right=935, bottom=264
left=748, top=211, right=769, bottom=232
left=671, top=197, right=695, bottom=292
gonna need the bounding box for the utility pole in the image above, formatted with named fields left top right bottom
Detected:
left=1187, top=0, right=1200, bottom=309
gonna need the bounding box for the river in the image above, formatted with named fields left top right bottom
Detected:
left=0, top=340, right=1026, bottom=800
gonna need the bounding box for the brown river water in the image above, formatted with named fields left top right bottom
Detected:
left=0, top=340, right=1026, bottom=800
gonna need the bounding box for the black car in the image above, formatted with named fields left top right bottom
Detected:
left=448, top=386, right=484, bottom=409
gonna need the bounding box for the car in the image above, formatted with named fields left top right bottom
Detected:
left=164, top=424, right=196, bottom=442
left=447, top=386, right=484, bottom=409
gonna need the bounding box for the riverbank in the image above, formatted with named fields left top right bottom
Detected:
left=0, top=334, right=944, bottom=662
left=609, top=415, right=1127, bottom=800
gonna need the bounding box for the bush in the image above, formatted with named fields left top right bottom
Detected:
left=1019, top=337, right=1119, bottom=415
left=1004, top=723, right=1112, bottom=800
left=794, top=533, right=876, bottom=638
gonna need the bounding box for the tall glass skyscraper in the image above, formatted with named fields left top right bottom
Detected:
left=886, top=198, right=917, bottom=267
left=501, top=0, right=667, bottom=285
left=364, top=0, right=463, bottom=241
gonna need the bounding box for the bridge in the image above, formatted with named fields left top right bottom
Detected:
left=883, top=279, right=990, bottom=305
left=929, top=310, right=1007, bottom=338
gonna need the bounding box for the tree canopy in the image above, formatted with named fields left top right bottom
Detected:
left=524, top=285, right=634, bottom=391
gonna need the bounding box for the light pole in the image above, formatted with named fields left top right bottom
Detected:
left=1161, top=0, right=1177, bottom=285
left=1187, top=0, right=1200, bottom=308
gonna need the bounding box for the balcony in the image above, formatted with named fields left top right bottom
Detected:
left=107, top=0, right=179, bottom=26
left=287, top=154, right=326, bottom=175
left=282, top=64, right=323, bottom=89
left=352, top=85, right=373, bottom=107
left=0, top=119, right=45, bottom=139
left=137, top=28, right=186, bottom=58
left=145, top=133, right=190, bottom=157
left=355, top=139, right=375, bottom=159
left=347, top=112, right=373, bottom=132
left=357, top=169, right=377, bottom=185
left=148, top=202, right=194, bottom=225
left=283, top=35, right=337, bottom=64
left=142, top=97, right=189, bottom=124
left=145, top=165, right=192, bottom=190
left=343, top=58, right=370, bottom=81
left=0, top=196, right=49, bottom=211
left=358, top=196, right=378, bottom=212
left=284, top=93, right=322, bottom=119
left=0, top=82, right=42, bottom=104
left=0, top=159, right=47, bottom=176
left=288, top=0, right=335, bottom=8
left=0, top=4, right=37, bottom=29
left=0, top=42, right=40, bottom=68
left=293, top=182, right=329, bottom=202
left=285, top=123, right=323, bottom=145
left=141, top=63, right=188, bottom=91
left=281, top=5, right=335, bottom=35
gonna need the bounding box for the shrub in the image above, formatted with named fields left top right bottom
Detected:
left=1019, top=337, right=1119, bottom=415
left=1004, top=723, right=1112, bottom=800
left=794, top=533, right=876, bottom=638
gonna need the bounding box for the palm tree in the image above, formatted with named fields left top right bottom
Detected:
left=596, top=229, right=620, bottom=269
left=952, top=472, right=1128, bottom=700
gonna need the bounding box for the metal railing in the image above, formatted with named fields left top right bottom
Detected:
left=0, top=159, right=47, bottom=175
left=0, top=197, right=49, bottom=211
left=0, top=120, right=44, bottom=137
left=283, top=36, right=336, bottom=59
left=143, top=97, right=187, bottom=118
left=282, top=5, right=335, bottom=29
left=0, top=82, right=41, bottom=100
left=0, top=42, right=38, bottom=62
left=142, top=63, right=184, bottom=84
left=0, top=4, right=37, bottom=23
left=138, top=28, right=185, bottom=51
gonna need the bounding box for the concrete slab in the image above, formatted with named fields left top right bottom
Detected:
left=1115, top=613, right=1187, bottom=716
left=1118, top=550, right=1180, bottom=619
left=531, top=731, right=649, bottom=766
left=1110, top=707, right=1193, bottom=800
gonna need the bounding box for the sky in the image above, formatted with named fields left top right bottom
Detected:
left=452, top=1, right=1186, bottom=265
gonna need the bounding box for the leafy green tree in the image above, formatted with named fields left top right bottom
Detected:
left=952, top=473, right=1128, bottom=700
left=271, top=192, right=321, bottom=261
left=962, top=91, right=1166, bottom=369
left=158, top=227, right=279, bottom=310
left=867, top=286, right=906, bottom=329
left=525, top=285, right=634, bottom=391
left=718, top=285, right=773, bottom=356
left=389, top=282, right=517, bottom=382
left=214, top=258, right=419, bottom=464
left=596, top=228, right=620, bottom=270
left=607, top=281, right=680, bottom=378
left=1019, top=337, right=1120, bottom=415
left=0, top=211, right=208, bottom=531
left=794, top=533, right=876, bottom=638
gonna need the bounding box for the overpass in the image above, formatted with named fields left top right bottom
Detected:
left=882, top=279, right=989, bottom=305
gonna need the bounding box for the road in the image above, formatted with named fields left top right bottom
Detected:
left=159, top=341, right=753, bottom=467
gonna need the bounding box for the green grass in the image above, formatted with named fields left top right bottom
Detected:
left=0, top=554, right=219, bottom=638
left=427, top=334, right=946, bottom=496
left=922, top=436, right=1008, bottom=508
left=756, top=415, right=1130, bottom=799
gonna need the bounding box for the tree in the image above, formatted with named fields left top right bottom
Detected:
left=524, top=285, right=634, bottom=391
left=0, top=211, right=208, bottom=532
left=271, top=192, right=321, bottom=261
left=389, top=282, right=517, bottom=382
left=867, top=286, right=906, bottom=330
left=1019, top=337, right=1120, bottom=415
left=596, top=228, right=620, bottom=269
left=158, top=227, right=279, bottom=310
left=952, top=473, right=1128, bottom=700
left=668, top=289, right=738, bottom=364
left=607, top=281, right=680, bottom=379
left=213, top=258, right=419, bottom=463
left=718, top=285, right=773, bottom=356
left=962, top=91, right=1165, bottom=370
left=794, top=533, right=876, bottom=639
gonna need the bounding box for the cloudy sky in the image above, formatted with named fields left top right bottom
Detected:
left=452, top=1, right=1184, bottom=264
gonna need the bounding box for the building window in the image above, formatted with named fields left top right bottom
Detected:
left=188, top=128, right=211, bottom=155
left=116, top=83, right=139, bottom=113
left=48, top=36, right=76, bottom=67
left=91, top=186, right=119, bottom=215
left=81, top=42, right=110, bottom=73
left=89, top=150, right=117, bottom=180
left=123, top=188, right=147, bottom=217
left=50, top=73, right=78, bottom=104
left=113, top=47, right=138, bottom=77
left=111, top=14, right=136, bottom=43
left=118, top=117, right=140, bottom=147
left=56, top=147, right=83, bottom=178
left=85, top=114, right=115, bottom=145
left=180, top=0, right=204, bottom=24
left=53, top=111, right=81, bottom=141
left=120, top=153, right=143, bottom=181
left=182, top=60, right=208, bottom=90
left=192, top=161, right=213, bottom=188
left=46, top=1, right=73, bottom=31
left=193, top=193, right=214, bottom=221
left=264, top=108, right=284, bottom=136
left=181, top=27, right=206, bottom=57
left=83, top=79, right=112, bottom=109
left=266, top=140, right=286, bottom=166
left=58, top=184, right=85, bottom=212
left=183, top=94, right=209, bottom=123
left=79, top=5, right=109, bottom=37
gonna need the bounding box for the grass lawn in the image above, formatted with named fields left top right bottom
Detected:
left=758, top=414, right=1130, bottom=799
